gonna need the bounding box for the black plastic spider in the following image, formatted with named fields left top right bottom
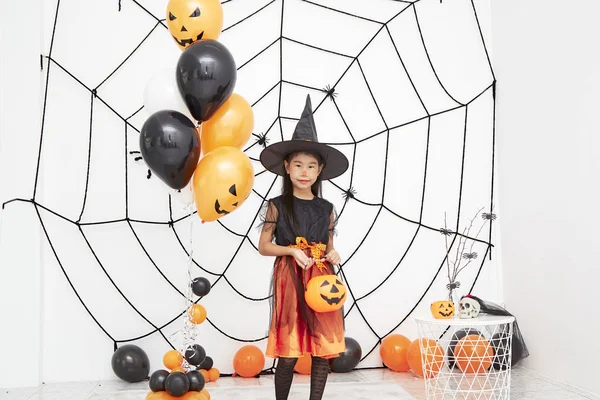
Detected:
left=482, top=212, right=497, bottom=221
left=255, top=132, right=269, bottom=148
left=343, top=187, right=356, bottom=200
left=439, top=228, right=453, bottom=236
left=130, top=151, right=152, bottom=179
left=446, top=281, right=461, bottom=290
left=462, top=252, right=478, bottom=260
left=322, top=84, right=337, bottom=101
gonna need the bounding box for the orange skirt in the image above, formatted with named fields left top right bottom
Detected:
left=265, top=251, right=346, bottom=359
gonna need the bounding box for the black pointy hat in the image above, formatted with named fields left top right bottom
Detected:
left=259, top=95, right=349, bottom=180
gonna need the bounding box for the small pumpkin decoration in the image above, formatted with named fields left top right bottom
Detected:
left=166, top=0, right=224, bottom=50
left=430, top=300, right=455, bottom=319
left=192, top=146, right=254, bottom=222
left=305, top=275, right=347, bottom=313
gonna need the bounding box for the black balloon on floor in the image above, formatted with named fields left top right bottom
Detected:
left=191, top=277, right=211, bottom=297
left=197, top=355, right=213, bottom=370
left=111, top=344, right=150, bottom=383
left=165, top=372, right=190, bottom=397
left=187, top=370, right=206, bottom=391
left=329, top=337, right=362, bottom=373
left=185, top=344, right=207, bottom=366
left=149, top=369, right=169, bottom=392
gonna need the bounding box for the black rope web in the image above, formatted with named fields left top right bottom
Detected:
left=2, top=0, right=497, bottom=376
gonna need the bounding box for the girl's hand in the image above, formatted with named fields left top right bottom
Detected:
left=325, top=249, right=341, bottom=265
left=290, top=248, right=313, bottom=269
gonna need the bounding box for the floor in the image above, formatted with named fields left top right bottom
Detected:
left=2, top=367, right=599, bottom=400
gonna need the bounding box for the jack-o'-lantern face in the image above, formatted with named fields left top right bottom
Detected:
left=166, top=0, right=224, bottom=50
left=192, top=146, right=254, bottom=223
left=430, top=301, right=455, bottom=319
left=305, top=275, right=347, bottom=313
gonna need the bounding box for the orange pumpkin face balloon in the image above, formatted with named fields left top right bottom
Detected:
left=201, top=93, right=254, bottom=155
left=166, top=0, right=224, bottom=50
left=193, top=146, right=254, bottom=222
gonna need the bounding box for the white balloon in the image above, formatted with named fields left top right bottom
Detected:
left=143, top=67, right=194, bottom=121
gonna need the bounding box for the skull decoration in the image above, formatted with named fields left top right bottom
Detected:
left=459, top=296, right=481, bottom=319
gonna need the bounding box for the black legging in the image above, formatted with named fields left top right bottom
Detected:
left=275, top=356, right=330, bottom=400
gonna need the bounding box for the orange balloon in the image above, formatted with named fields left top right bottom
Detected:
left=192, top=146, right=254, bottom=222
left=294, top=353, right=312, bottom=375
left=200, top=388, right=211, bottom=400
left=201, top=93, right=254, bottom=155
left=164, top=350, right=184, bottom=370
left=199, top=368, right=210, bottom=382
left=171, top=366, right=185, bottom=373
left=380, top=334, right=411, bottom=372
left=455, top=334, right=494, bottom=374
left=166, top=0, right=223, bottom=50
left=233, top=345, right=265, bottom=378
left=181, top=391, right=206, bottom=400
left=407, top=338, right=444, bottom=378
left=189, top=304, right=207, bottom=324
left=208, top=367, right=220, bottom=381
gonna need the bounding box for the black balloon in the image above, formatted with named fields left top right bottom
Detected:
left=185, top=344, right=206, bottom=366
left=140, top=110, right=200, bottom=190
left=197, top=356, right=213, bottom=370
left=165, top=372, right=190, bottom=397
left=111, top=344, right=150, bottom=383
left=187, top=370, right=206, bottom=392
left=191, top=277, right=211, bottom=297
left=149, top=369, right=169, bottom=392
left=176, top=39, right=237, bottom=122
left=329, top=337, right=361, bottom=373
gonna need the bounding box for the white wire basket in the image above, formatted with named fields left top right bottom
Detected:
left=414, top=315, right=515, bottom=400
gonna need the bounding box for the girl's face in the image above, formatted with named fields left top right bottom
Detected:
left=284, top=152, right=323, bottom=191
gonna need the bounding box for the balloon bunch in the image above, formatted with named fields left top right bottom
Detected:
left=146, top=345, right=217, bottom=400
left=141, top=0, right=254, bottom=223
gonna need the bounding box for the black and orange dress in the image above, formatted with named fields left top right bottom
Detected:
left=260, top=195, right=346, bottom=360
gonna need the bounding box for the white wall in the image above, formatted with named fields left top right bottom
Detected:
left=0, top=0, right=44, bottom=389
left=0, top=0, right=499, bottom=387
left=493, top=0, right=600, bottom=395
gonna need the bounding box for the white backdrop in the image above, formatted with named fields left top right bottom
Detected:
left=0, top=0, right=498, bottom=387
left=493, top=0, right=600, bottom=395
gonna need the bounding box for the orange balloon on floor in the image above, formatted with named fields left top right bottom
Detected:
left=208, top=367, right=220, bottom=381
left=163, top=350, right=183, bottom=370
left=166, top=0, right=223, bottom=50
left=455, top=334, right=494, bottom=374
left=189, top=304, right=207, bottom=324
left=192, top=146, right=254, bottom=222
left=200, top=388, right=211, bottom=400
left=294, top=353, right=312, bottom=375
left=407, top=338, right=444, bottom=378
left=380, top=334, right=411, bottom=372
left=146, top=391, right=205, bottom=400
left=201, top=93, right=254, bottom=155
left=233, top=345, right=265, bottom=377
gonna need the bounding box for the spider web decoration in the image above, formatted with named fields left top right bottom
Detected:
left=1, top=0, right=498, bottom=378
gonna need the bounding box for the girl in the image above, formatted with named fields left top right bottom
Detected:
left=258, top=95, right=349, bottom=400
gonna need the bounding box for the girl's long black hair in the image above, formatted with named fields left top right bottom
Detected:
left=280, top=151, right=324, bottom=237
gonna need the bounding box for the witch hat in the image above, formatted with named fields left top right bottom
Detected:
left=259, top=95, right=349, bottom=180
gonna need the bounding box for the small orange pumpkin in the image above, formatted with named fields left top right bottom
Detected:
left=430, top=300, right=455, bottom=319
left=305, top=275, right=346, bottom=313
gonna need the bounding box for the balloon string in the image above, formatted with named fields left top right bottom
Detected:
left=179, top=202, right=196, bottom=370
